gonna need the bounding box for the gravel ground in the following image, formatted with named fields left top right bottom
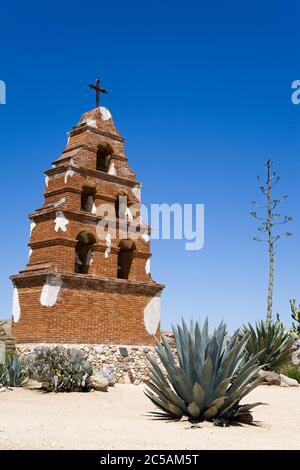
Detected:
left=0, top=384, right=299, bottom=450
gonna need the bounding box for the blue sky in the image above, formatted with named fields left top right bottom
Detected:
left=0, top=0, right=299, bottom=331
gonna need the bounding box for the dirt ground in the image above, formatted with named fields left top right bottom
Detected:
left=0, top=384, right=299, bottom=450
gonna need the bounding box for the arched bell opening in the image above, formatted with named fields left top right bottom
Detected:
left=115, top=192, right=127, bottom=219
left=114, top=192, right=137, bottom=222
left=81, top=186, right=96, bottom=212
left=75, top=231, right=96, bottom=274
left=96, top=142, right=113, bottom=172
left=117, top=239, right=136, bottom=280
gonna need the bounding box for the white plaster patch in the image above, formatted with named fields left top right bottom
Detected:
left=53, top=197, right=66, bottom=208
left=64, top=168, right=75, bottom=184
left=105, top=233, right=111, bottom=258
left=125, top=207, right=133, bottom=222
left=30, top=221, right=36, bottom=235
left=86, top=118, right=97, bottom=128
left=145, top=257, right=151, bottom=275
left=108, top=162, right=117, bottom=176
left=45, top=175, right=50, bottom=187
left=141, top=232, right=150, bottom=242
left=144, top=295, right=161, bottom=335
left=12, top=287, right=21, bottom=323
left=29, top=248, right=32, bottom=260
left=92, top=202, right=97, bottom=215
left=54, top=211, right=69, bottom=232
left=99, top=106, right=112, bottom=121
left=132, top=186, right=141, bottom=201
left=40, top=275, right=62, bottom=307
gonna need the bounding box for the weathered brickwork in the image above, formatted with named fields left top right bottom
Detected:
left=11, top=106, right=164, bottom=345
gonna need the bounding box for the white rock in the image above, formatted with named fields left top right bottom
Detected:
left=118, top=373, right=131, bottom=384
left=22, top=379, right=42, bottom=390
left=280, top=373, right=299, bottom=387
left=89, top=374, right=108, bottom=392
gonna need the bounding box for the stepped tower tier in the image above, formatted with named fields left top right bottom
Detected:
left=11, top=104, right=164, bottom=345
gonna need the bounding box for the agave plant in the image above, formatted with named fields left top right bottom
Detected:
left=145, top=319, right=264, bottom=426
left=23, top=346, right=93, bottom=392
left=0, top=354, right=23, bottom=387
left=241, top=320, right=294, bottom=371
left=290, top=299, right=300, bottom=336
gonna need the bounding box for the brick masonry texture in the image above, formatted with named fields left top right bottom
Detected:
left=17, top=343, right=155, bottom=385
left=11, top=106, right=164, bottom=345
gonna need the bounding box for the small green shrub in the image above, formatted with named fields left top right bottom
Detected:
left=280, top=364, right=300, bottom=383
left=145, top=319, right=264, bottom=427
left=0, top=354, right=22, bottom=387
left=241, top=320, right=294, bottom=371
left=23, top=346, right=93, bottom=392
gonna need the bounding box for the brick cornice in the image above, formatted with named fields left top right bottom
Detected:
left=133, top=251, right=151, bottom=259
left=54, top=148, right=128, bottom=166
left=44, top=187, right=133, bottom=205
left=80, top=167, right=137, bottom=187
left=69, top=123, right=125, bottom=143
left=11, top=270, right=164, bottom=295
left=29, top=238, right=77, bottom=249
left=29, top=207, right=151, bottom=232
left=28, top=238, right=150, bottom=257
left=45, top=164, right=141, bottom=190
left=44, top=187, right=82, bottom=198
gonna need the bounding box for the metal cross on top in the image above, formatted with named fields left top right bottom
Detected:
left=88, top=78, right=108, bottom=108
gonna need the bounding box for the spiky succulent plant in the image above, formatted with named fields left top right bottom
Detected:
left=23, top=346, right=93, bottom=392
left=290, top=299, right=300, bottom=336
left=241, top=319, right=294, bottom=371
left=0, top=354, right=23, bottom=387
left=145, top=319, right=264, bottom=426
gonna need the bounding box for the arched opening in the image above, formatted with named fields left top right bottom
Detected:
left=117, top=239, right=136, bottom=279
left=115, top=192, right=127, bottom=219
left=96, top=142, right=113, bottom=172
left=81, top=186, right=96, bottom=212
left=75, top=231, right=96, bottom=274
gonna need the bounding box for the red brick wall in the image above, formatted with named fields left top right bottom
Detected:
left=11, top=106, right=164, bottom=345
left=12, top=275, right=161, bottom=345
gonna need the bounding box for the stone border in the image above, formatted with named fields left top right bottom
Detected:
left=17, top=343, right=159, bottom=385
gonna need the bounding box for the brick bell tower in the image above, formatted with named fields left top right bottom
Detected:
left=11, top=80, right=164, bottom=345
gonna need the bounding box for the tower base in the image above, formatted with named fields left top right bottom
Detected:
left=11, top=270, right=164, bottom=346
